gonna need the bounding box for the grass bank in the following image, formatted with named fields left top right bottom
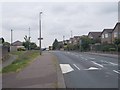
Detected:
left=2, top=50, right=39, bottom=73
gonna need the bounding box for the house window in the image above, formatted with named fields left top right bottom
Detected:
left=102, top=34, right=104, bottom=38
left=105, top=34, right=108, bottom=38
left=114, top=32, right=117, bottom=38
left=90, top=36, right=93, bottom=39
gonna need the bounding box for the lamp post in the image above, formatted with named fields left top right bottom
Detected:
left=39, top=12, right=43, bottom=55
left=11, top=29, right=13, bottom=45
left=29, top=27, right=31, bottom=50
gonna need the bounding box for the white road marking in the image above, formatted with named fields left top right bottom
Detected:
left=80, top=55, right=82, bottom=56
left=60, top=64, right=74, bottom=74
left=113, top=70, right=120, bottom=74
left=73, top=64, right=80, bottom=70
left=109, top=62, right=118, bottom=66
left=89, top=58, right=95, bottom=59
left=91, top=61, right=104, bottom=68
left=84, top=67, right=101, bottom=70
left=101, top=60, right=118, bottom=66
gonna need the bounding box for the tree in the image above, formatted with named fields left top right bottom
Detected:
left=52, top=39, right=58, bottom=50
left=113, top=38, right=120, bottom=52
left=80, top=36, right=92, bottom=51
left=23, top=35, right=30, bottom=50
left=3, top=42, right=10, bottom=47
left=30, top=42, right=37, bottom=50
left=114, top=38, right=120, bottom=45
left=2, top=38, right=4, bottom=44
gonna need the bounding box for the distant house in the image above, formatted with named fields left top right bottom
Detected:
left=64, top=40, right=69, bottom=45
left=73, top=36, right=81, bottom=45
left=101, top=29, right=113, bottom=44
left=11, top=40, right=23, bottom=46
left=10, top=40, right=24, bottom=51
left=88, top=32, right=101, bottom=43
left=58, top=41, right=64, bottom=50
left=112, top=22, right=120, bottom=43
left=69, top=38, right=74, bottom=44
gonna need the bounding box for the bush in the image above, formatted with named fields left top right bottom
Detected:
left=109, top=48, right=116, bottom=51
left=101, top=44, right=116, bottom=52
left=17, top=48, right=26, bottom=51
left=118, top=44, right=120, bottom=52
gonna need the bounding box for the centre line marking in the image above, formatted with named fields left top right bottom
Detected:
left=113, top=70, right=120, bottom=74
left=73, top=64, right=80, bottom=70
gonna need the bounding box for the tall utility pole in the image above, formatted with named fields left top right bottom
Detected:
left=63, top=35, right=65, bottom=44
left=29, top=27, right=31, bottom=50
left=11, top=29, right=13, bottom=45
left=71, top=30, right=73, bottom=38
left=39, top=12, right=42, bottom=55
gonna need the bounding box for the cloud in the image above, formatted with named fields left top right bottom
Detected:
left=2, top=2, right=118, bottom=47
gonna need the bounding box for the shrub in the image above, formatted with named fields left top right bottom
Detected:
left=101, top=44, right=115, bottom=52
left=17, top=48, right=26, bottom=51
left=109, top=48, right=116, bottom=51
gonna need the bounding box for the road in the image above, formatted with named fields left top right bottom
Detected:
left=51, top=51, right=119, bottom=88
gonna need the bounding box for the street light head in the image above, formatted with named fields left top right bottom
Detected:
left=40, top=12, right=42, bottom=14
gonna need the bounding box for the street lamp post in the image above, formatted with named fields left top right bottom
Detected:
left=39, top=12, right=42, bottom=55
left=29, top=27, right=31, bottom=50
left=11, top=29, right=13, bottom=45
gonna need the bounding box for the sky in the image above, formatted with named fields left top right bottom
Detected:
left=1, top=1, right=119, bottom=48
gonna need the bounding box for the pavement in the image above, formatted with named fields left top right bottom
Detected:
left=2, top=52, right=65, bottom=88
left=84, top=52, right=118, bottom=59
left=52, top=51, right=119, bottom=88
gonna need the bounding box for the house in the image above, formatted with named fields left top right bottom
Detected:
left=88, top=32, right=101, bottom=39
left=112, top=22, right=120, bottom=43
left=64, top=40, right=69, bottom=45
left=73, top=36, right=81, bottom=45
left=10, top=40, right=24, bottom=51
left=101, top=29, right=113, bottom=44
left=88, top=32, right=101, bottom=43
left=57, top=41, right=64, bottom=50
left=69, top=38, right=74, bottom=44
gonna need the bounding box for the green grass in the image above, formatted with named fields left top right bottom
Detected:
left=10, top=51, right=26, bottom=55
left=2, top=50, right=39, bottom=73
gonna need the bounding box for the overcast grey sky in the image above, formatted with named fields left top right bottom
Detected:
left=1, top=2, right=118, bottom=47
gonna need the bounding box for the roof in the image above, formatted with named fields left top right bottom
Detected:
left=113, top=22, right=120, bottom=32
left=88, top=32, right=101, bottom=38
left=12, top=40, right=23, bottom=46
left=101, top=29, right=113, bottom=34
left=74, top=36, right=81, bottom=38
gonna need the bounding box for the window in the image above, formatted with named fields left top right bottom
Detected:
left=90, top=36, right=93, bottom=39
left=114, top=32, right=117, bottom=38
left=102, top=34, right=104, bottom=38
left=105, top=34, right=108, bottom=38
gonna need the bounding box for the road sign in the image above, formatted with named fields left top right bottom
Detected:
left=38, top=38, right=43, bottom=40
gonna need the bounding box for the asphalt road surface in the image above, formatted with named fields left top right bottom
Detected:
left=52, top=51, right=119, bottom=88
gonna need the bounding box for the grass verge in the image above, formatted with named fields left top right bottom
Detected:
left=2, top=50, right=39, bottom=73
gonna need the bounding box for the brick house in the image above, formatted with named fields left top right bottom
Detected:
left=88, top=32, right=101, bottom=43
left=101, top=29, right=113, bottom=44
left=112, top=22, right=120, bottom=43
left=73, top=36, right=81, bottom=45
left=69, top=38, right=74, bottom=44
